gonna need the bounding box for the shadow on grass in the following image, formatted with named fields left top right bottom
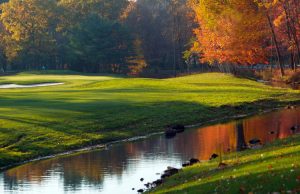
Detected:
left=0, top=94, right=296, bottom=134
left=0, top=94, right=298, bottom=135
left=0, top=90, right=299, bottom=169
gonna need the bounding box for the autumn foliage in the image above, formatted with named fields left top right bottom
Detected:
left=190, top=0, right=270, bottom=65
left=190, top=0, right=300, bottom=75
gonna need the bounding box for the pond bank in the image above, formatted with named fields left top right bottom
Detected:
left=0, top=102, right=298, bottom=171
left=1, top=105, right=300, bottom=194
left=150, top=134, right=300, bottom=194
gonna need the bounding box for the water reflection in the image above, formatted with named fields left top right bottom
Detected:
left=0, top=108, right=299, bottom=194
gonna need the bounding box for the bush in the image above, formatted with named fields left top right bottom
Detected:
left=287, top=71, right=300, bottom=84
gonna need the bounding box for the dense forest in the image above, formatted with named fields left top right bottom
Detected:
left=0, top=0, right=299, bottom=76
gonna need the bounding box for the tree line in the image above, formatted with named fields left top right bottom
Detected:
left=0, top=0, right=195, bottom=75
left=0, top=0, right=299, bottom=76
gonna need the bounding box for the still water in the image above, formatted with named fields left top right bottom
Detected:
left=0, top=108, right=299, bottom=194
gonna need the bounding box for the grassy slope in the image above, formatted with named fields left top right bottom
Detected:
left=0, top=71, right=299, bottom=168
left=151, top=135, right=300, bottom=194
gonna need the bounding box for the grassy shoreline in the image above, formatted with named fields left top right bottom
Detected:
left=0, top=104, right=291, bottom=171
left=0, top=71, right=299, bottom=169
left=150, top=134, right=300, bottom=194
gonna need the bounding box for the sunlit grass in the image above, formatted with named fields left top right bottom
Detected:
left=0, top=71, right=299, bottom=167
left=151, top=135, right=300, bottom=193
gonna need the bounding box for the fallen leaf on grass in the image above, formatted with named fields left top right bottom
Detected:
left=268, top=164, right=273, bottom=170
left=239, top=186, right=245, bottom=193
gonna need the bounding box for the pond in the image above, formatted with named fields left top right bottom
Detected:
left=0, top=108, right=299, bottom=194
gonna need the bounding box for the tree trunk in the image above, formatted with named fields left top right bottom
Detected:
left=291, top=52, right=296, bottom=71
left=236, top=122, right=247, bottom=151
left=266, top=13, right=285, bottom=77
left=173, top=13, right=177, bottom=77
left=282, top=3, right=296, bottom=71
left=283, top=1, right=300, bottom=69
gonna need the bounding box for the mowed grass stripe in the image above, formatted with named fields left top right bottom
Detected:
left=0, top=71, right=299, bottom=168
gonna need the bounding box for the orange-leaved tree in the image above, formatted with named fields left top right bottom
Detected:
left=258, top=0, right=300, bottom=72
left=190, top=0, right=270, bottom=66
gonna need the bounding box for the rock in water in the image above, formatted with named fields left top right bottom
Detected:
left=172, top=124, right=185, bottom=133
left=182, top=162, right=191, bottom=167
left=249, top=138, right=261, bottom=145
left=210, top=153, right=219, bottom=160
left=161, top=167, right=179, bottom=179
left=161, top=174, right=169, bottom=179
left=189, top=158, right=200, bottom=165
left=152, top=179, right=163, bottom=186
left=286, top=105, right=295, bottom=109
left=144, top=183, right=150, bottom=188
left=290, top=126, right=299, bottom=132
left=269, top=131, right=276, bottom=135
left=165, top=128, right=177, bottom=138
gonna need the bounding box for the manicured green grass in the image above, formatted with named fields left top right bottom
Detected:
left=0, top=71, right=299, bottom=168
left=150, top=135, right=300, bottom=194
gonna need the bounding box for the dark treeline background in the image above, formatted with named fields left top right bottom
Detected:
left=0, top=0, right=198, bottom=76
left=0, top=0, right=299, bottom=77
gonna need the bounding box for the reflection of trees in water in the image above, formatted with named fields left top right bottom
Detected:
left=170, top=108, right=300, bottom=160
left=3, top=160, right=63, bottom=191
left=3, top=145, right=137, bottom=191
left=169, top=122, right=239, bottom=160
left=2, top=108, right=300, bottom=191
left=3, top=174, right=19, bottom=191
left=243, top=108, right=300, bottom=143
left=236, top=121, right=247, bottom=151
left=2, top=136, right=181, bottom=191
